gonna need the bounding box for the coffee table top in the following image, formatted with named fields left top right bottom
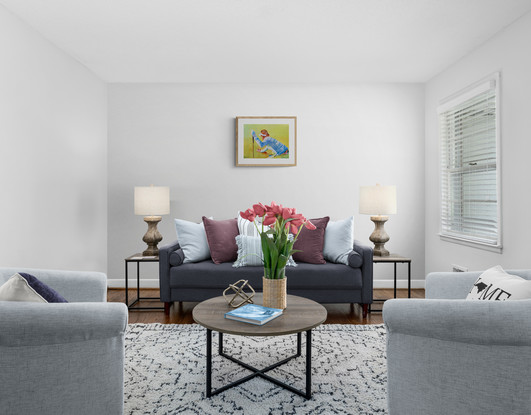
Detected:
left=193, top=294, right=327, bottom=336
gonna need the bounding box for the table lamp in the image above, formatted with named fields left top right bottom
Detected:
left=359, top=184, right=397, bottom=256
left=134, top=185, right=170, bottom=256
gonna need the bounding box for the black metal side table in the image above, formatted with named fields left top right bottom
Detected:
left=125, top=253, right=164, bottom=311
left=370, top=254, right=412, bottom=313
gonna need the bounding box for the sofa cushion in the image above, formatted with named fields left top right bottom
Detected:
left=169, top=261, right=361, bottom=290
left=466, top=265, right=531, bottom=301
left=293, top=217, right=330, bottom=264
left=323, top=216, right=354, bottom=265
left=202, top=217, right=239, bottom=264
left=0, top=273, right=68, bottom=303
left=174, top=218, right=211, bottom=263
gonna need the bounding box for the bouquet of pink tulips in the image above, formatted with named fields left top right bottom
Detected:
left=240, top=202, right=316, bottom=280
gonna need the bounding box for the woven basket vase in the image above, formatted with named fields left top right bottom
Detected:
left=262, top=276, right=287, bottom=309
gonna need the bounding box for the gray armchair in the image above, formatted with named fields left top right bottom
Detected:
left=0, top=267, right=128, bottom=415
left=383, top=269, right=531, bottom=415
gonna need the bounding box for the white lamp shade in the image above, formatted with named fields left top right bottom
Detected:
left=359, top=184, right=397, bottom=215
left=134, top=186, right=170, bottom=216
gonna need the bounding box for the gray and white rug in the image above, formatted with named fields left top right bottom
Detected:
left=124, top=324, right=388, bottom=414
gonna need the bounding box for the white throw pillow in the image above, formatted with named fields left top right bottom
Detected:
left=237, top=214, right=269, bottom=237
left=323, top=216, right=354, bottom=265
left=466, top=265, right=531, bottom=301
left=233, top=235, right=297, bottom=268
left=174, top=218, right=211, bottom=263
left=0, top=273, right=47, bottom=302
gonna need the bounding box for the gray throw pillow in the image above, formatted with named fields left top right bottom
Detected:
left=174, top=218, right=211, bottom=263
left=323, top=216, right=354, bottom=265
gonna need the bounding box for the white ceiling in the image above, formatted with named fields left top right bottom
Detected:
left=2, top=0, right=531, bottom=83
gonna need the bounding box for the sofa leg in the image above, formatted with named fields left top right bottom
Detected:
left=164, top=302, right=171, bottom=315
left=362, top=303, right=368, bottom=318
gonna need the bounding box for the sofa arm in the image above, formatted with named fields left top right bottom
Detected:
left=159, top=240, right=181, bottom=303
left=383, top=298, right=531, bottom=345
left=0, top=267, right=107, bottom=302
left=353, top=240, right=373, bottom=304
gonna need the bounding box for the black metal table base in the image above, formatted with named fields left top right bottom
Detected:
left=206, top=330, right=312, bottom=399
left=125, top=257, right=164, bottom=311
left=370, top=260, right=412, bottom=313
left=127, top=297, right=164, bottom=310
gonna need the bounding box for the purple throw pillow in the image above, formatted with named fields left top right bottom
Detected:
left=202, top=217, right=239, bottom=264
left=293, top=217, right=330, bottom=264
left=19, top=273, right=68, bottom=303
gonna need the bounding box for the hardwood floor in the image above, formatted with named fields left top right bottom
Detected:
left=107, top=288, right=425, bottom=325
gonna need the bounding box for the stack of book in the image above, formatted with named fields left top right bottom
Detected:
left=225, top=304, right=283, bottom=325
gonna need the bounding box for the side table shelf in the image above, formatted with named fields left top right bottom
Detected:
left=125, top=253, right=164, bottom=311
left=370, top=254, right=411, bottom=313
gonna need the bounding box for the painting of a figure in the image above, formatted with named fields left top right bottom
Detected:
left=236, top=117, right=296, bottom=166
left=244, top=124, right=290, bottom=159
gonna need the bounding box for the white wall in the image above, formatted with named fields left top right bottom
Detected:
left=0, top=6, right=108, bottom=272
left=425, top=11, right=531, bottom=273
left=108, top=83, right=425, bottom=287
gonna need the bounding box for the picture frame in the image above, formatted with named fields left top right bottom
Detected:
left=236, top=116, right=297, bottom=166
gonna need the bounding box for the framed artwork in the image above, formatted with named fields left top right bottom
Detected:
left=236, top=116, right=297, bottom=166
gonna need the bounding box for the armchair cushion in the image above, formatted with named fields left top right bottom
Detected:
left=0, top=273, right=68, bottom=303
left=466, top=265, right=531, bottom=301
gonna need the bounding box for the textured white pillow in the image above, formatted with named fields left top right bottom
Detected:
left=466, top=265, right=531, bottom=301
left=174, top=218, right=211, bottom=263
left=323, top=216, right=354, bottom=265
left=237, top=215, right=269, bottom=237
left=0, top=273, right=47, bottom=302
left=233, top=235, right=297, bottom=268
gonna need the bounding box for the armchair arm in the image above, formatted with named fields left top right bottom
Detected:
left=0, top=302, right=128, bottom=346
left=383, top=298, right=531, bottom=345
left=159, top=240, right=181, bottom=302
left=353, top=240, right=373, bottom=304
left=383, top=299, right=531, bottom=415
left=0, top=302, right=127, bottom=415
left=0, top=267, right=107, bottom=302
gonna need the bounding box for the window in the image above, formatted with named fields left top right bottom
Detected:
left=438, top=73, right=501, bottom=250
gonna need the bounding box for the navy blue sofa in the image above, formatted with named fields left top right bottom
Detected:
left=159, top=240, right=373, bottom=317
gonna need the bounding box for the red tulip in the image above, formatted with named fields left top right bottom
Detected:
left=240, top=209, right=256, bottom=222
left=263, top=213, right=277, bottom=226
left=282, top=207, right=296, bottom=220
left=267, top=201, right=283, bottom=215
left=253, top=203, right=267, bottom=217
left=305, top=220, right=316, bottom=230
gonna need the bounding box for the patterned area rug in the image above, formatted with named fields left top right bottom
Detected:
left=124, top=324, right=388, bottom=414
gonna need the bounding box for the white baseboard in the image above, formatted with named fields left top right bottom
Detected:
left=108, top=279, right=425, bottom=290
left=107, top=279, right=160, bottom=289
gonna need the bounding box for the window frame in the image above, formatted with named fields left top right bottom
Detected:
left=437, top=73, right=502, bottom=252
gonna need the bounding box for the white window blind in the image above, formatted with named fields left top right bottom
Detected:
left=438, top=74, right=501, bottom=249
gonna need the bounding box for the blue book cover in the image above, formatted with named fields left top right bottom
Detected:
left=225, top=303, right=283, bottom=325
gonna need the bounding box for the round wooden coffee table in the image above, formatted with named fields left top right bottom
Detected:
left=193, top=294, right=327, bottom=399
